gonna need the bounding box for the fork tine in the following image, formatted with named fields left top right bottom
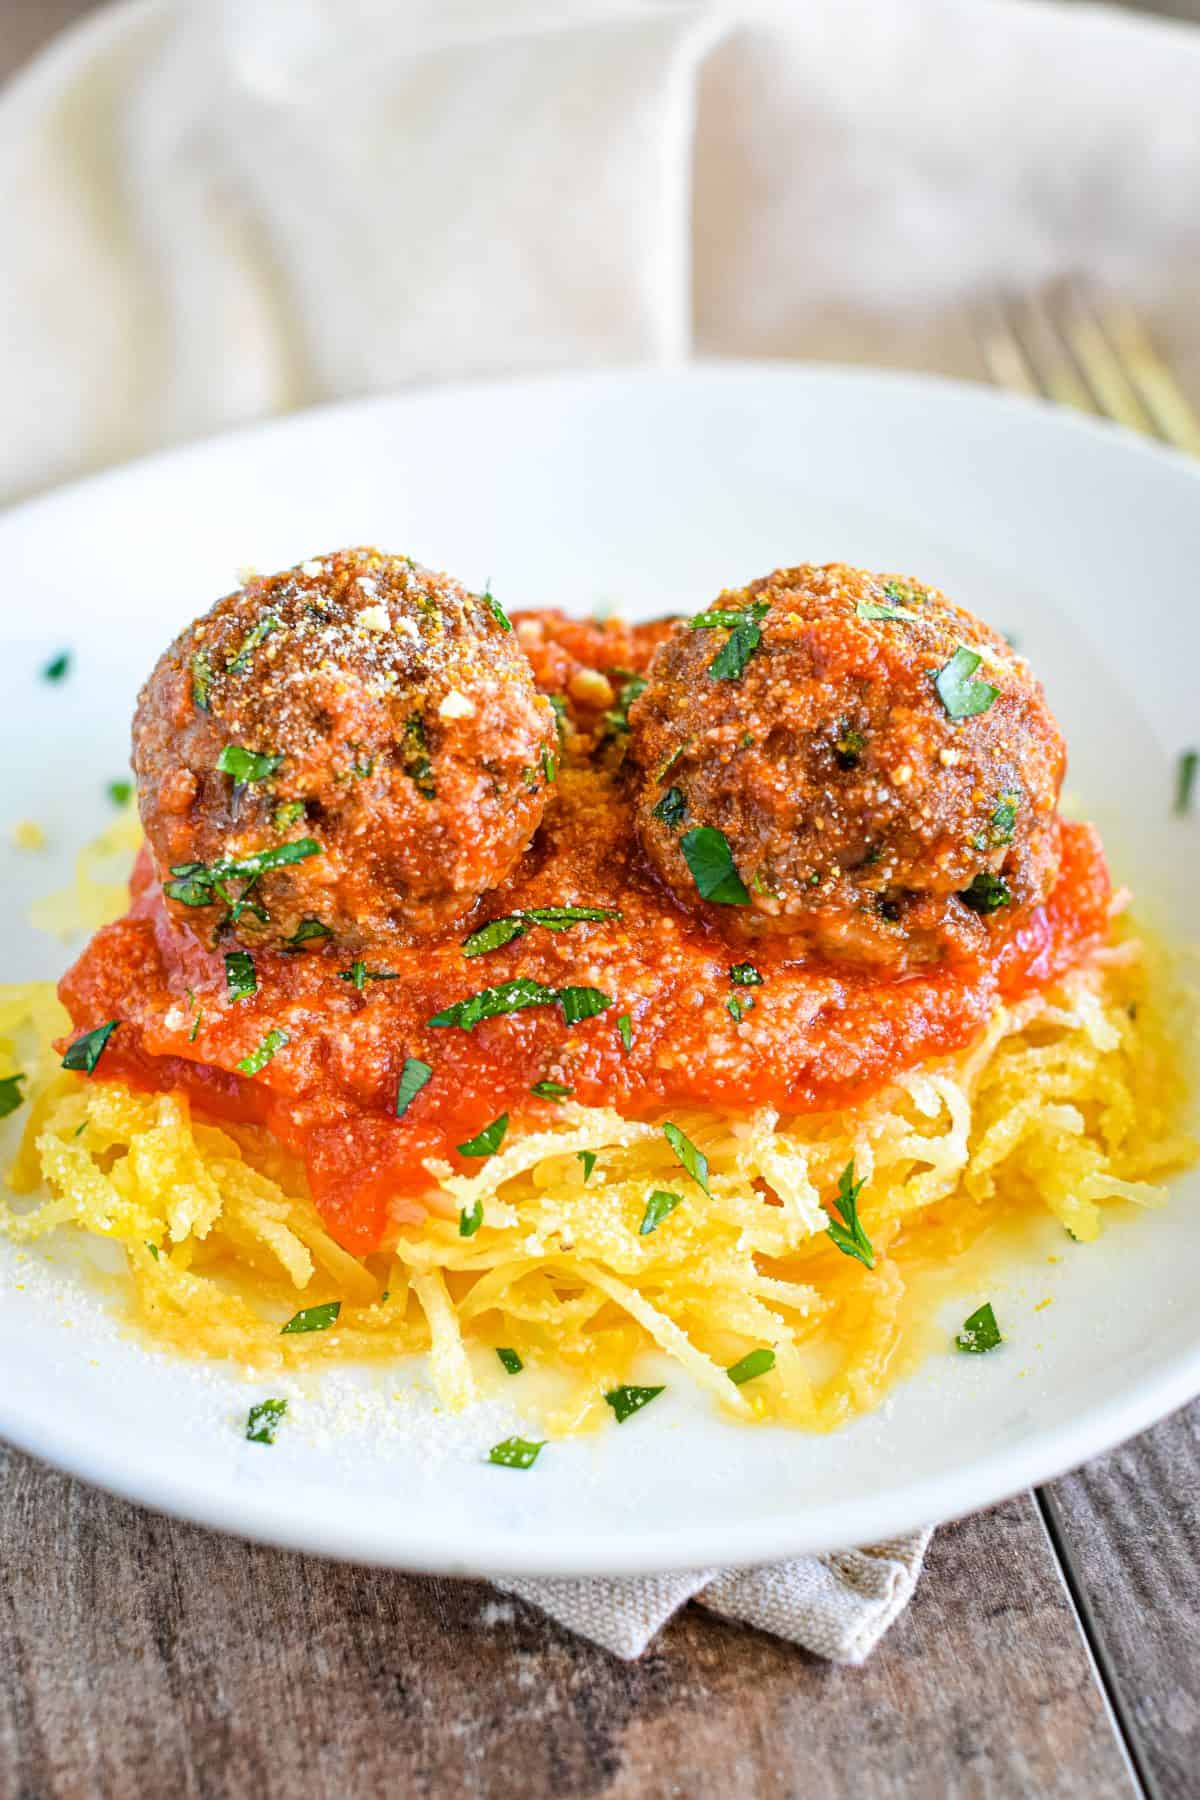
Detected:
left=972, top=294, right=1039, bottom=397
left=1058, top=290, right=1158, bottom=436
left=1098, top=303, right=1200, bottom=456
left=1005, top=292, right=1096, bottom=413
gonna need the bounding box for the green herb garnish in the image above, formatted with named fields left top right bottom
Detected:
left=1175, top=749, right=1198, bottom=817
left=680, top=827, right=750, bottom=906
left=459, top=1199, right=484, bottom=1237
left=702, top=603, right=768, bottom=682
left=224, top=951, right=257, bottom=1003
left=729, top=963, right=762, bottom=986
left=577, top=1150, right=597, bottom=1182
left=227, top=612, right=281, bottom=675
left=461, top=905, right=619, bottom=958
left=834, top=725, right=867, bottom=770
left=216, top=745, right=283, bottom=784
left=825, top=1160, right=874, bottom=1268
left=246, top=1398, right=288, bottom=1443
left=281, top=1300, right=340, bottom=1335
left=145, top=1241, right=160, bottom=1260
left=639, top=1189, right=682, bottom=1235
left=191, top=651, right=212, bottom=710
left=548, top=694, right=569, bottom=741
left=960, top=872, right=1012, bottom=914
left=61, top=1021, right=118, bottom=1075
left=108, top=780, right=133, bottom=807
left=726, top=995, right=750, bottom=1022
left=165, top=838, right=322, bottom=910
left=394, top=1058, right=432, bottom=1118
left=401, top=714, right=435, bottom=799
left=273, top=800, right=306, bottom=831
left=934, top=646, right=999, bottom=720
left=0, top=1074, right=27, bottom=1119
left=956, top=1302, right=1003, bottom=1354
left=989, top=790, right=1020, bottom=845
left=559, top=986, right=612, bottom=1024
left=662, top=1121, right=710, bottom=1194
left=601, top=674, right=648, bottom=737
left=690, top=602, right=767, bottom=631
left=43, top=651, right=71, bottom=683
left=488, top=1436, right=544, bottom=1469
left=429, top=977, right=611, bottom=1032
left=604, top=1385, right=664, bottom=1423
left=652, top=786, right=688, bottom=829
left=236, top=1028, right=289, bottom=1076
left=531, top=1079, right=574, bottom=1099
left=283, top=917, right=331, bottom=949
left=727, top=1348, right=775, bottom=1386
left=457, top=1114, right=508, bottom=1158
left=617, top=1012, right=633, bottom=1054
left=496, top=1348, right=523, bottom=1374
left=482, top=587, right=512, bottom=632
left=338, top=960, right=399, bottom=991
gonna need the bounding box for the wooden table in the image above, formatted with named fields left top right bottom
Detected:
left=2, top=7, right=1199, bottom=1797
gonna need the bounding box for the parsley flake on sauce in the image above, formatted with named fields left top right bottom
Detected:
left=617, top=1012, right=633, bottom=1054
left=727, top=1348, right=775, bottom=1386
left=0, top=1073, right=26, bottom=1119
left=531, top=1079, right=574, bottom=1099
left=651, top=786, right=688, bottom=829
left=457, top=1114, right=508, bottom=1158
left=825, top=1160, right=874, bottom=1268
left=339, top=961, right=399, bottom=991
left=108, top=779, right=133, bottom=808
left=216, top=745, right=284, bottom=784
left=42, top=651, right=71, bottom=683
left=577, top=1150, right=597, bottom=1182
left=481, top=586, right=513, bottom=632
left=1175, top=749, right=1198, bottom=817
left=496, top=1348, right=523, bottom=1374
left=429, top=977, right=611, bottom=1032
left=706, top=607, right=767, bottom=682
left=61, top=1021, right=118, bottom=1076
left=989, top=790, right=1021, bottom=845
left=284, top=917, right=331, bottom=949
left=680, top=827, right=751, bottom=906
left=726, top=994, right=752, bottom=1023
left=191, top=651, right=212, bottom=710
left=461, top=906, right=620, bottom=958
left=165, top=839, right=322, bottom=909
left=245, top=1398, right=287, bottom=1444
left=662, top=1122, right=710, bottom=1195
left=488, top=1436, right=544, bottom=1469
left=281, top=1300, right=340, bottom=1335
left=459, top=1199, right=484, bottom=1237
left=401, top=715, right=435, bottom=799
left=729, top=963, right=763, bottom=987
left=236, top=1028, right=289, bottom=1077
left=273, top=800, right=306, bottom=831
left=934, top=646, right=999, bottom=720
left=224, top=951, right=257, bottom=1003
left=604, top=1385, right=664, bottom=1423
left=227, top=612, right=281, bottom=675
left=395, top=1058, right=432, bottom=1119
left=960, top=872, right=1012, bottom=914
left=956, top=1302, right=1003, bottom=1354
left=639, top=1189, right=682, bottom=1236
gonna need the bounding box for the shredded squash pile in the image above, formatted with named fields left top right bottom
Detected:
left=2, top=915, right=1193, bottom=1434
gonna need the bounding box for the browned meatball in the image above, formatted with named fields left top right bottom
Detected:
left=628, top=564, right=1066, bottom=969
left=133, top=548, right=557, bottom=948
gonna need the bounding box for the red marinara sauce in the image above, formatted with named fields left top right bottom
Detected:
left=58, top=615, right=1112, bottom=1256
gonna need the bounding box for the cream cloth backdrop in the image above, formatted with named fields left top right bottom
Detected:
left=2, top=0, right=1200, bottom=508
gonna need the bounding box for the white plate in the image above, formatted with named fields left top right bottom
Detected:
left=1, top=363, right=1198, bottom=1577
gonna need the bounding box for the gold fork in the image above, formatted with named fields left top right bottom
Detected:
left=973, top=284, right=1200, bottom=456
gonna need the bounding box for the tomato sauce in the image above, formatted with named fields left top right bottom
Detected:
left=58, top=618, right=1112, bottom=1257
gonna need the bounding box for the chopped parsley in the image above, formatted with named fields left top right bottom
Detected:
left=61, top=1020, right=118, bottom=1076
left=604, top=1385, right=664, bottom=1423
left=481, top=586, right=512, bottom=632
left=825, top=1160, right=874, bottom=1268
left=496, top=1347, right=523, bottom=1374
left=956, top=1302, right=1003, bottom=1354
left=617, top=1012, right=633, bottom=1054
left=245, top=1398, right=287, bottom=1444
left=662, top=1121, right=710, bottom=1195
left=680, top=827, right=750, bottom=906
left=224, top=950, right=257, bottom=1003
left=401, top=714, right=435, bottom=799
left=1175, top=749, right=1198, bottom=817
left=281, top=1300, right=340, bottom=1335
left=834, top=724, right=867, bottom=770
left=655, top=743, right=686, bottom=780
left=726, top=994, right=752, bottom=1023
left=960, top=872, right=1012, bottom=914
left=652, top=786, right=688, bottom=829
left=541, top=746, right=557, bottom=784
left=727, top=1348, right=775, bottom=1386
left=548, top=693, right=569, bottom=741
left=394, top=1057, right=432, bottom=1118
left=729, top=963, right=762, bottom=986
left=145, top=1241, right=159, bottom=1259
left=988, top=790, right=1021, bottom=845
left=0, top=1073, right=26, bottom=1119
left=601, top=673, right=647, bottom=737
left=338, top=960, right=399, bottom=990
left=856, top=590, right=923, bottom=623
left=283, top=916, right=331, bottom=949
left=42, top=651, right=71, bottom=683
left=216, top=745, right=283, bottom=783
left=429, top=977, right=611, bottom=1032
left=704, top=604, right=768, bottom=682
left=108, top=779, right=133, bottom=808
left=488, top=1436, right=544, bottom=1469
left=457, top=1114, right=508, bottom=1158
left=227, top=612, right=281, bottom=675
left=165, top=838, right=322, bottom=909
left=236, top=1028, right=289, bottom=1076
left=531, top=1079, right=574, bottom=1099
left=689, top=601, right=767, bottom=631
left=577, top=1150, right=597, bottom=1182
left=273, top=800, right=306, bottom=831
left=459, top=1199, right=484, bottom=1237
left=461, top=905, right=620, bottom=958
left=934, top=646, right=999, bottom=720
left=639, top=1189, right=682, bottom=1236
left=191, top=650, right=212, bottom=710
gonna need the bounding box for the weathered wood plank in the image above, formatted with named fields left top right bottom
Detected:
left=0, top=1445, right=1131, bottom=1800
left=1044, top=1398, right=1200, bottom=1800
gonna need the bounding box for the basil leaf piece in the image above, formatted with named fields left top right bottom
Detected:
left=652, top=785, right=688, bottom=829
left=461, top=906, right=618, bottom=958
left=855, top=595, right=923, bottom=623
left=428, top=977, right=559, bottom=1031
left=680, top=827, right=751, bottom=906
left=108, top=779, right=133, bottom=808
left=338, top=961, right=399, bottom=990
left=726, top=995, right=747, bottom=1022
left=525, top=905, right=619, bottom=931
left=662, top=1122, right=710, bottom=1195
left=401, top=714, right=435, bottom=799
left=560, top=986, right=612, bottom=1026
left=934, top=646, right=999, bottom=720
left=245, top=1398, right=287, bottom=1444
left=601, top=674, right=647, bottom=738
left=395, top=1058, right=432, bottom=1119
left=531, top=1079, right=574, bottom=1099
left=61, top=1020, right=118, bottom=1076
left=617, top=1012, right=633, bottom=1054
left=43, top=651, right=71, bottom=683
left=457, top=1114, right=508, bottom=1158
left=235, top=1028, right=289, bottom=1077
left=227, top=612, right=281, bottom=675
left=960, top=872, right=1012, bottom=915
left=216, top=745, right=284, bottom=783
left=1175, top=749, right=1198, bottom=817
left=604, top=1385, right=664, bottom=1423
left=707, top=614, right=764, bottom=682
left=729, top=963, right=762, bottom=986
left=727, top=1348, right=775, bottom=1386
left=956, top=1302, right=1003, bottom=1354
left=488, top=1436, right=544, bottom=1469
left=638, top=1189, right=682, bottom=1236
left=459, top=1199, right=484, bottom=1237
left=224, top=951, right=257, bottom=1003
left=460, top=917, right=529, bottom=958
left=577, top=1150, right=597, bottom=1182
left=281, top=1300, right=340, bottom=1335
left=989, top=790, right=1020, bottom=845
left=191, top=650, right=212, bottom=710
left=482, top=587, right=512, bottom=632
left=825, top=1160, right=874, bottom=1268
left=0, top=1073, right=27, bottom=1119
left=284, top=917, right=331, bottom=949
left=690, top=602, right=768, bottom=631
left=496, top=1347, right=523, bottom=1374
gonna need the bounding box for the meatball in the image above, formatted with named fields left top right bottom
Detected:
left=133, top=548, right=557, bottom=948
left=628, top=564, right=1066, bottom=969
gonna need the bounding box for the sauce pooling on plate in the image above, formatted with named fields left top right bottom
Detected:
left=58, top=554, right=1110, bottom=1255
